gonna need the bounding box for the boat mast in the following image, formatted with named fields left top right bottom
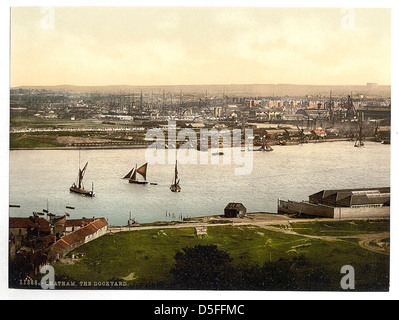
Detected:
left=174, top=160, right=178, bottom=185
left=132, top=164, right=137, bottom=181
left=359, top=113, right=363, bottom=144
left=77, top=150, right=81, bottom=188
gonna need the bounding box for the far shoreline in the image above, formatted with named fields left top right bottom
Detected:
left=9, top=137, right=385, bottom=151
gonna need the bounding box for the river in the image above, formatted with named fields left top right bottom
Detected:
left=9, top=141, right=390, bottom=226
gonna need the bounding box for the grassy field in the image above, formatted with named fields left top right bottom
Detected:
left=10, top=130, right=147, bottom=149
left=53, top=222, right=390, bottom=291
left=10, top=117, right=112, bottom=129
left=10, top=133, right=61, bottom=148
left=290, top=219, right=390, bottom=237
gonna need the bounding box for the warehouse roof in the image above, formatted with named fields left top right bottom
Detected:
left=309, top=187, right=390, bottom=207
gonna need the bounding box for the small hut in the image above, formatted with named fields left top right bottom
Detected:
left=224, top=203, right=247, bottom=218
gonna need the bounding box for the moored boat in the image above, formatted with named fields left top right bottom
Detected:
left=256, top=138, right=273, bottom=152
left=70, top=162, right=95, bottom=197
left=170, top=160, right=181, bottom=192
left=354, top=122, right=365, bottom=148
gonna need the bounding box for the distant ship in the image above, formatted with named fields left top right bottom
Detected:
left=354, top=122, right=365, bottom=148
left=170, top=160, right=181, bottom=192
left=123, top=163, right=148, bottom=184
left=70, top=162, right=95, bottom=197
left=256, top=139, right=273, bottom=152
left=354, top=139, right=364, bottom=148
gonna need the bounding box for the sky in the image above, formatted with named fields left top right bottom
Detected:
left=2, top=2, right=399, bottom=302
left=10, top=6, right=391, bottom=87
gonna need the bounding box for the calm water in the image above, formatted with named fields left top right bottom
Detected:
left=9, top=141, right=390, bottom=226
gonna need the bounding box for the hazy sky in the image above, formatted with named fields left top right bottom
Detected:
left=10, top=7, right=391, bottom=87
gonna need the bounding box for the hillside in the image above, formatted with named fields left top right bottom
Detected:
left=13, top=83, right=391, bottom=98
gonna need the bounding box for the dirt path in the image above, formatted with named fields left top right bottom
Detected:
left=257, top=224, right=390, bottom=255
left=356, top=232, right=390, bottom=255
left=108, top=215, right=390, bottom=255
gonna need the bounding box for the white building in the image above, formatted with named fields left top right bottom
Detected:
left=49, top=218, right=108, bottom=260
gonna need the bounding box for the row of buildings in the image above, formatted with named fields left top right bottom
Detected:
left=11, top=88, right=390, bottom=123
left=9, top=214, right=108, bottom=276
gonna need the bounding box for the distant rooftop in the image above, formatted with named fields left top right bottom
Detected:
left=309, top=187, right=390, bottom=207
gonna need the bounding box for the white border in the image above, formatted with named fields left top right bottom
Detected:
left=1, top=0, right=397, bottom=300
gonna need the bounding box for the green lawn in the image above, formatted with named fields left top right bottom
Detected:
left=290, top=220, right=390, bottom=236
left=53, top=224, right=390, bottom=291
left=10, top=133, right=61, bottom=148
left=10, top=117, right=106, bottom=129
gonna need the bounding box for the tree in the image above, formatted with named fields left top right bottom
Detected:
left=170, top=245, right=235, bottom=290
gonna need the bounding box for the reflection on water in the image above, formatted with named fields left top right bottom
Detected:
left=9, top=141, right=390, bottom=226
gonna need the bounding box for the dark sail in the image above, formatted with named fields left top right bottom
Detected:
left=78, top=162, right=88, bottom=188
left=170, top=160, right=181, bottom=192
left=123, top=168, right=134, bottom=179
left=136, top=163, right=148, bottom=181
left=126, top=163, right=148, bottom=184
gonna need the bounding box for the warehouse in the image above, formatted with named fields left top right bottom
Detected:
left=309, top=187, right=390, bottom=207
left=278, top=187, right=390, bottom=219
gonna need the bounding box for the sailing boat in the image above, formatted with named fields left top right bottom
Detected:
left=256, top=137, right=273, bottom=152
left=70, top=162, right=95, bottom=197
left=170, top=160, right=181, bottom=192
left=123, top=163, right=148, bottom=184
left=354, top=120, right=365, bottom=148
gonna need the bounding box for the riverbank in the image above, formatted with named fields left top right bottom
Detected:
left=10, top=137, right=363, bottom=151
left=108, top=212, right=390, bottom=234
left=10, top=145, right=149, bottom=151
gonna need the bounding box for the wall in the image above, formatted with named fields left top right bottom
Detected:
left=84, top=226, right=108, bottom=244
left=278, top=199, right=390, bottom=219
left=278, top=199, right=336, bottom=218
left=337, top=206, right=390, bottom=219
